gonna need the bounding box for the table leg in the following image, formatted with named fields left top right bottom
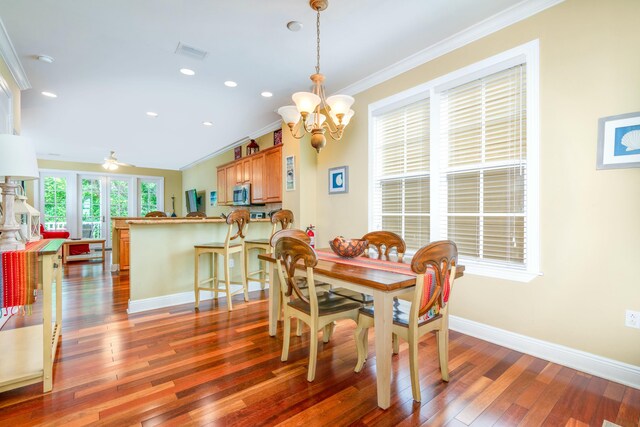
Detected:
left=268, top=262, right=280, bottom=337
left=42, top=254, right=53, bottom=392
left=373, top=290, right=394, bottom=409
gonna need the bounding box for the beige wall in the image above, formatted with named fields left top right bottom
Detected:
left=33, top=159, right=182, bottom=215
left=181, top=131, right=281, bottom=217
left=0, top=56, right=20, bottom=133
left=314, top=0, right=640, bottom=365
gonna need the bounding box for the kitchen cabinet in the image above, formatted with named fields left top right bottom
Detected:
left=119, top=229, right=130, bottom=271
left=251, top=153, right=265, bottom=203
left=264, top=147, right=282, bottom=202
left=216, top=144, right=281, bottom=205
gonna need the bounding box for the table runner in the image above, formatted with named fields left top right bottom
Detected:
left=0, top=239, right=63, bottom=315
left=315, top=249, right=416, bottom=276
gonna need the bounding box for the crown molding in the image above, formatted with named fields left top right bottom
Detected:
left=179, top=120, right=281, bottom=171
left=338, top=0, right=564, bottom=97
left=0, top=18, right=31, bottom=90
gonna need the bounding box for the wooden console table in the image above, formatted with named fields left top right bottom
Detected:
left=62, top=238, right=105, bottom=264
left=0, top=239, right=64, bottom=393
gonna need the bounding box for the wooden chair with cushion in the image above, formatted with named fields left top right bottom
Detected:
left=145, top=211, right=167, bottom=218
left=194, top=209, right=250, bottom=311
left=244, top=209, right=294, bottom=290
left=275, top=236, right=362, bottom=382
left=186, top=211, right=206, bottom=218
left=331, top=231, right=406, bottom=305
left=353, top=240, right=458, bottom=402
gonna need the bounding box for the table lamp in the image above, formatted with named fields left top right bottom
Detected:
left=0, top=134, right=40, bottom=251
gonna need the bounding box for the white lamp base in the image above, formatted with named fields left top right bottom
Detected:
left=0, top=178, right=26, bottom=252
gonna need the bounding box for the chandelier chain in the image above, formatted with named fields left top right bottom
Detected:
left=315, top=8, right=321, bottom=74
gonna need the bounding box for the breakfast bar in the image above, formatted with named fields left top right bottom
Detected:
left=121, top=217, right=273, bottom=313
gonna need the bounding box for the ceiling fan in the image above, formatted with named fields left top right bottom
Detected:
left=102, top=151, right=135, bottom=170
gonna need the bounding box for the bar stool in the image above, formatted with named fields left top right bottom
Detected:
left=244, top=209, right=294, bottom=289
left=194, top=209, right=250, bottom=311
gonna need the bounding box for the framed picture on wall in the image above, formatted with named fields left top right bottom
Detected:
left=285, top=155, right=295, bottom=191
left=274, top=129, right=282, bottom=145
left=234, top=146, right=242, bottom=160
left=597, top=112, right=640, bottom=169
left=328, top=166, right=348, bottom=194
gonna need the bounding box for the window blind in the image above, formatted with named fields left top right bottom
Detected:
left=439, top=64, right=527, bottom=267
left=372, top=98, right=430, bottom=249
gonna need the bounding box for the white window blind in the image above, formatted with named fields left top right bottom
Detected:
left=439, top=64, right=527, bottom=268
left=372, top=98, right=431, bottom=249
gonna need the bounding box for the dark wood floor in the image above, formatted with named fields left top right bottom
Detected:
left=0, top=255, right=638, bottom=426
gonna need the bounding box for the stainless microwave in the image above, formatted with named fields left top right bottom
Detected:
left=232, top=183, right=251, bottom=206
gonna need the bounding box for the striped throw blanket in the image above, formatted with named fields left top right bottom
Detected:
left=0, top=240, right=55, bottom=315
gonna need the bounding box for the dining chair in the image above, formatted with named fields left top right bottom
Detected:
left=186, top=211, right=206, bottom=218
left=145, top=211, right=167, bottom=217
left=244, top=210, right=294, bottom=290
left=353, top=240, right=458, bottom=402
left=331, top=230, right=407, bottom=305
left=194, top=209, right=250, bottom=311
left=275, top=236, right=362, bottom=382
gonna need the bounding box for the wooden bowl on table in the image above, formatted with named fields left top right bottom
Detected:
left=329, top=236, right=368, bottom=258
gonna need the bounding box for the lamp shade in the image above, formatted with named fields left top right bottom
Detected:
left=292, top=92, right=321, bottom=114
left=277, top=106, right=302, bottom=125
left=326, top=94, right=355, bottom=116
left=0, top=134, right=39, bottom=180
left=330, top=109, right=355, bottom=126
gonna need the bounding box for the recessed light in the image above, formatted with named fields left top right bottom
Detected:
left=41, top=91, right=57, bottom=98
left=146, top=111, right=158, bottom=118
left=224, top=81, right=237, bottom=88
left=287, top=21, right=303, bottom=32
left=37, top=55, right=55, bottom=63
left=202, top=121, right=213, bottom=126
left=180, top=68, right=195, bottom=76
left=261, top=91, right=273, bottom=98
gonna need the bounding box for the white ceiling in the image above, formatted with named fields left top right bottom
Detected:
left=0, top=0, right=528, bottom=170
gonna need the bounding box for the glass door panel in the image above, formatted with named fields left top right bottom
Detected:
left=43, top=176, right=68, bottom=230
left=108, top=179, right=129, bottom=247
left=81, top=178, right=104, bottom=239
left=139, top=180, right=159, bottom=216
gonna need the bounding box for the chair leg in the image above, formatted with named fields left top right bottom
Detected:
left=437, top=328, right=449, bottom=382
left=212, top=252, right=218, bottom=299
left=354, top=322, right=368, bottom=372
left=408, top=329, right=421, bottom=402
left=296, top=319, right=303, bottom=336
left=224, top=254, right=232, bottom=311
left=281, top=315, right=291, bottom=362
left=240, top=249, right=249, bottom=302
left=392, top=333, right=399, bottom=354
left=259, top=249, right=266, bottom=290
left=307, top=321, right=318, bottom=382
left=194, top=251, right=200, bottom=309
left=322, top=323, right=335, bottom=343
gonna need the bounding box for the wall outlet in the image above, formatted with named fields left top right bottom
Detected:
left=625, top=310, right=640, bottom=329
left=228, top=258, right=234, bottom=268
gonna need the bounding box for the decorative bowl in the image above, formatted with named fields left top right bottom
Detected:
left=329, top=236, right=368, bottom=258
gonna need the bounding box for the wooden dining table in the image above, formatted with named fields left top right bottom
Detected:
left=258, top=248, right=464, bottom=410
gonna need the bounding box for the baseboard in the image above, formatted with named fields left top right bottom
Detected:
left=449, top=315, right=640, bottom=389
left=127, top=281, right=268, bottom=314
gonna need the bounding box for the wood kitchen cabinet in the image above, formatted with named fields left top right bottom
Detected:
left=216, top=144, right=281, bottom=205
left=119, top=229, right=130, bottom=271
left=264, top=147, right=282, bottom=202
left=250, top=153, right=265, bottom=203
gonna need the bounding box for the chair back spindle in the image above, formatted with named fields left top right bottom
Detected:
left=362, top=231, right=406, bottom=261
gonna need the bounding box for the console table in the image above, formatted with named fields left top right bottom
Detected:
left=62, top=238, right=105, bottom=264
left=0, top=239, right=64, bottom=393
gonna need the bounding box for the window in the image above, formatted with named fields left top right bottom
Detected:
left=370, top=42, right=539, bottom=281
left=138, top=178, right=163, bottom=216
left=43, top=176, right=68, bottom=230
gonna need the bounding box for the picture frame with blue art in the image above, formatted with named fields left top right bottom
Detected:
left=328, top=166, right=348, bottom=194
left=597, top=111, right=640, bottom=169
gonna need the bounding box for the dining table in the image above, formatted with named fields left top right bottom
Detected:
left=258, top=248, right=464, bottom=410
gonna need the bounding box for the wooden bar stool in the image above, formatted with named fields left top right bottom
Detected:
left=194, top=209, right=250, bottom=311
left=244, top=209, right=294, bottom=290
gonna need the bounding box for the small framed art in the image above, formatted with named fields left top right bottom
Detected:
left=285, top=155, right=295, bottom=191
left=597, top=111, right=640, bottom=169
left=274, top=128, right=282, bottom=146
left=234, top=146, right=242, bottom=160
left=328, top=166, right=348, bottom=194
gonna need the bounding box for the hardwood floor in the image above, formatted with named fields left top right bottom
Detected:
left=0, top=255, right=638, bottom=426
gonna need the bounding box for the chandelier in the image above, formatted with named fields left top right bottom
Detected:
left=278, top=0, right=354, bottom=153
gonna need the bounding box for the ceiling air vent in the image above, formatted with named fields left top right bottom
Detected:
left=175, top=42, right=208, bottom=60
